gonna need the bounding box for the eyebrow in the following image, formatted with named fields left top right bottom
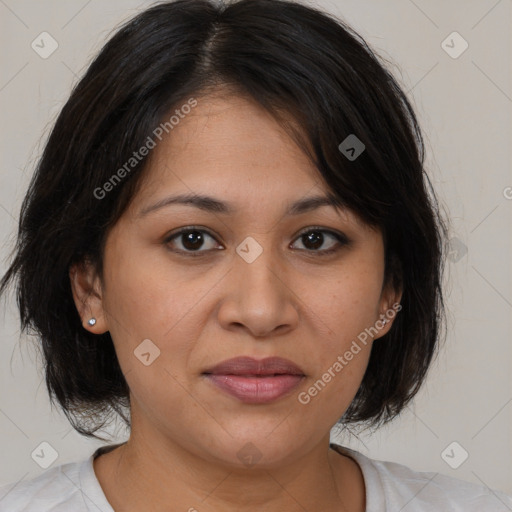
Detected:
left=138, top=192, right=345, bottom=217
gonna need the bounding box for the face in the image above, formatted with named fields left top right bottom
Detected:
left=71, top=92, right=400, bottom=468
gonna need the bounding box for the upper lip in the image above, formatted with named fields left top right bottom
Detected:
left=203, top=356, right=305, bottom=376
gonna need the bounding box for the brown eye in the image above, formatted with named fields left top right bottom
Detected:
left=179, top=230, right=206, bottom=251
left=165, top=227, right=222, bottom=256
left=291, top=228, right=350, bottom=255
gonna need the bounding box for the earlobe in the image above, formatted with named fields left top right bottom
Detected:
left=69, top=260, right=108, bottom=333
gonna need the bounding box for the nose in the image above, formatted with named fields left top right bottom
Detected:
left=216, top=239, right=300, bottom=339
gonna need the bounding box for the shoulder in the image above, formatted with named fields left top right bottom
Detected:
left=0, top=443, right=126, bottom=512
left=370, top=455, right=512, bottom=511
left=0, top=459, right=84, bottom=512
left=0, top=444, right=121, bottom=512
left=331, top=443, right=512, bottom=512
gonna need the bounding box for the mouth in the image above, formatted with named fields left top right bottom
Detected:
left=202, top=356, right=305, bottom=404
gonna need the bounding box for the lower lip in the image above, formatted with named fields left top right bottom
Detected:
left=204, top=374, right=304, bottom=404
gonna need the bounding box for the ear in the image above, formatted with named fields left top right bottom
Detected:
left=373, top=280, right=403, bottom=340
left=69, top=259, right=109, bottom=334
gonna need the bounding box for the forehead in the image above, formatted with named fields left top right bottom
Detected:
left=129, top=93, right=320, bottom=205
left=125, top=92, right=372, bottom=232
left=151, top=95, right=316, bottom=182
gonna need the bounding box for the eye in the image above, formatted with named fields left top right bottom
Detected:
left=164, top=227, right=222, bottom=256
left=291, top=227, right=350, bottom=255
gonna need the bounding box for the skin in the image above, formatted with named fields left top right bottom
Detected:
left=70, top=91, right=402, bottom=512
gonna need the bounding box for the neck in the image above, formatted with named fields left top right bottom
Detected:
left=94, top=432, right=364, bottom=512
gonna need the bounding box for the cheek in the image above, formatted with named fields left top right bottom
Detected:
left=99, top=244, right=207, bottom=426
left=298, top=251, right=385, bottom=345
left=291, top=254, right=383, bottom=409
left=100, top=234, right=231, bottom=405
left=296, top=302, right=375, bottom=424
left=101, top=233, right=201, bottom=337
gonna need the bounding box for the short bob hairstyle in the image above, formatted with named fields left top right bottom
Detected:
left=1, top=0, right=448, bottom=439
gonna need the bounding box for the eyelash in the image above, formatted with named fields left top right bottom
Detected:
left=163, top=225, right=351, bottom=258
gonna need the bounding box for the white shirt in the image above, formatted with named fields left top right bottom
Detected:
left=1, top=442, right=511, bottom=511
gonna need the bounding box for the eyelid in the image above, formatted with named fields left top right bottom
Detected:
left=163, top=225, right=222, bottom=246
left=293, top=225, right=350, bottom=244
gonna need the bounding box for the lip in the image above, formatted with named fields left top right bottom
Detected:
left=202, top=356, right=305, bottom=404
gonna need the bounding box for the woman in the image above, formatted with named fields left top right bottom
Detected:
left=0, top=0, right=510, bottom=510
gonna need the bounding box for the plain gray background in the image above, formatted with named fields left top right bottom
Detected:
left=1, top=0, right=511, bottom=496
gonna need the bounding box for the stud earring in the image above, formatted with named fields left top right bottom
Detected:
left=88, top=318, right=97, bottom=326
